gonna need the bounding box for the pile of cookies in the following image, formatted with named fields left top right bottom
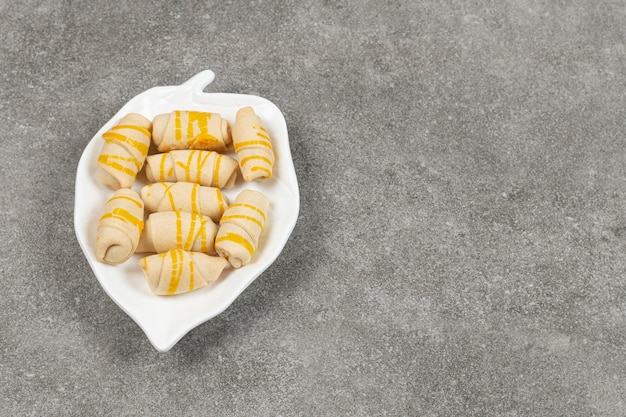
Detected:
left=93, top=108, right=273, bottom=296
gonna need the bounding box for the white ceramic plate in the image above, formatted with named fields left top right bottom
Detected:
left=74, top=70, right=299, bottom=352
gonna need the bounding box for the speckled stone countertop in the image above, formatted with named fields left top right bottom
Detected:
left=2, top=1, right=626, bottom=415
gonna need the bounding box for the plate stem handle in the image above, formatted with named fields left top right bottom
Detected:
left=182, top=70, right=216, bottom=98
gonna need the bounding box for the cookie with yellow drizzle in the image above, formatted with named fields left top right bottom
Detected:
left=232, top=107, right=275, bottom=181
left=144, top=150, right=238, bottom=189
left=139, top=249, right=229, bottom=296
left=95, top=189, right=144, bottom=265
left=215, top=189, right=269, bottom=268
left=97, top=113, right=152, bottom=189
left=140, top=182, right=228, bottom=223
left=136, top=211, right=219, bottom=256
left=152, top=110, right=231, bottom=152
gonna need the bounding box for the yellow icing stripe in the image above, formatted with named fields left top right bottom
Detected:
left=190, top=183, right=199, bottom=214
left=98, top=155, right=137, bottom=176
left=187, top=111, right=212, bottom=141
left=213, top=154, right=222, bottom=187
left=191, top=133, right=219, bottom=147
left=256, top=132, right=270, bottom=141
left=102, top=131, right=149, bottom=154
left=108, top=194, right=143, bottom=208
left=216, top=189, right=225, bottom=214
left=177, top=151, right=191, bottom=182
left=215, top=232, right=254, bottom=257
left=185, top=150, right=195, bottom=182
left=188, top=258, right=195, bottom=292
left=111, top=124, right=151, bottom=137
left=234, top=140, right=272, bottom=152
left=100, top=208, right=144, bottom=230
left=251, top=166, right=272, bottom=178
left=183, top=213, right=200, bottom=250
left=167, top=249, right=183, bottom=295
left=200, top=222, right=208, bottom=253
left=99, top=153, right=141, bottom=170
left=240, top=155, right=273, bottom=167
left=220, top=214, right=263, bottom=229
left=163, top=183, right=176, bottom=210
left=158, top=153, right=169, bottom=180
left=174, top=111, right=182, bottom=141
left=187, top=113, right=199, bottom=139
left=175, top=211, right=183, bottom=248
left=229, top=203, right=266, bottom=221
left=173, top=150, right=210, bottom=183
left=196, top=151, right=211, bottom=184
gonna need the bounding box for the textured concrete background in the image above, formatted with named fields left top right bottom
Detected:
left=2, top=0, right=626, bottom=415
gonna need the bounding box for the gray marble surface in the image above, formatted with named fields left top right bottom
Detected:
left=2, top=0, right=626, bottom=415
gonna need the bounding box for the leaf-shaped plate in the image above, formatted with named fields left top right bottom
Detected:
left=74, top=70, right=299, bottom=352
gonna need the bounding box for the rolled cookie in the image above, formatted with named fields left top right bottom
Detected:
left=95, top=189, right=144, bottom=265
left=136, top=211, right=218, bottom=255
left=215, top=189, right=270, bottom=268
left=97, top=113, right=152, bottom=189
left=144, top=150, right=238, bottom=189
left=152, top=110, right=231, bottom=152
left=139, top=249, right=229, bottom=295
left=232, top=107, right=275, bottom=181
left=140, top=181, right=228, bottom=223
